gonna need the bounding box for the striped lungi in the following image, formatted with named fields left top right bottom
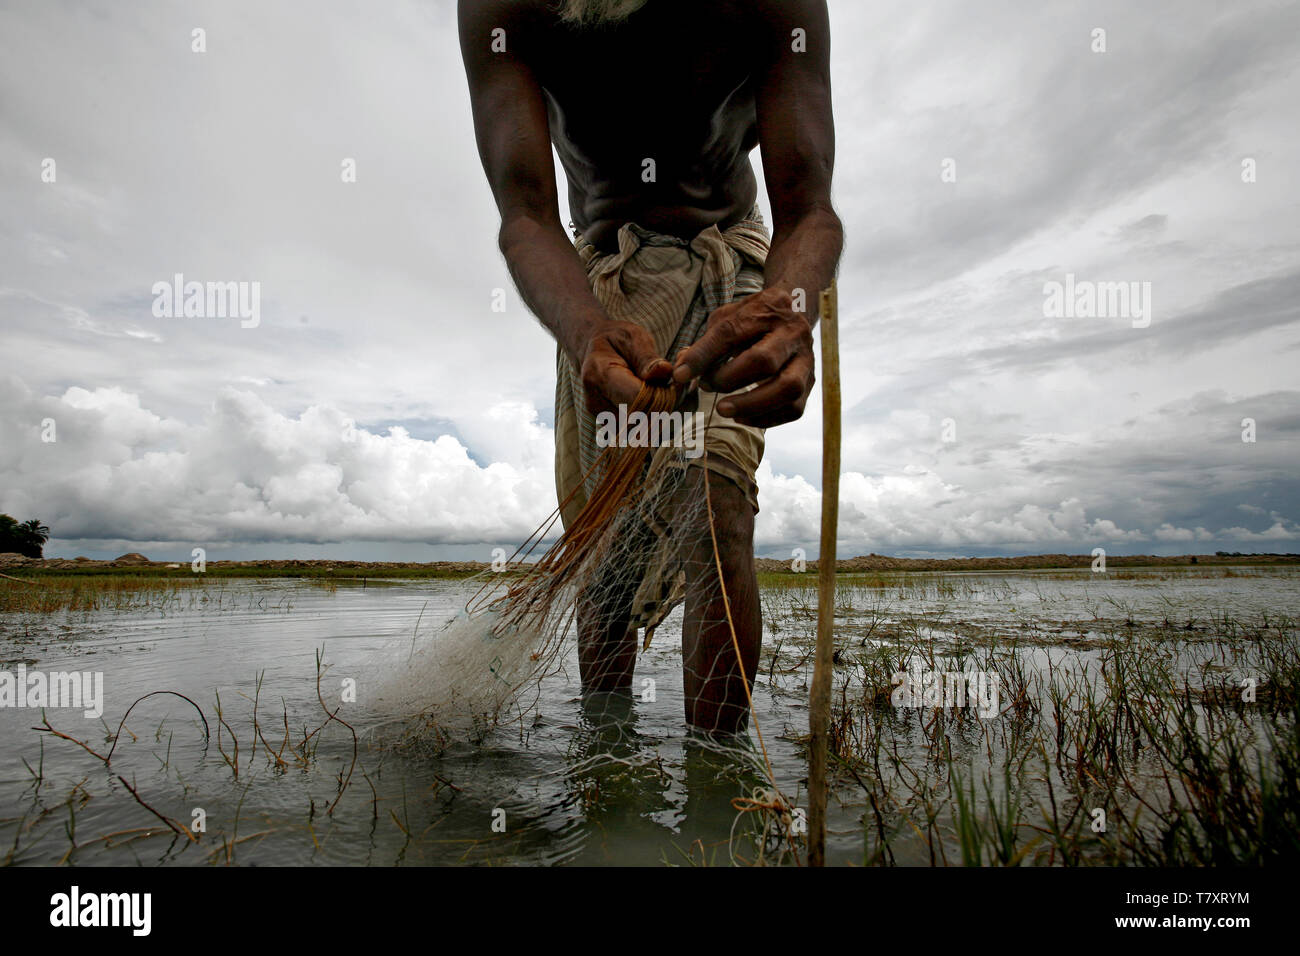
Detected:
left=553, top=206, right=771, bottom=634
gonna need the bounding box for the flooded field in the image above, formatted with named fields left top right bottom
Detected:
left=1, top=566, right=1297, bottom=866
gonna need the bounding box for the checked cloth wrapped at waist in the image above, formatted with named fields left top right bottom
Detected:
left=553, top=206, right=771, bottom=635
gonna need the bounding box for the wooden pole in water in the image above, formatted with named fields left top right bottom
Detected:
left=808, top=279, right=840, bottom=867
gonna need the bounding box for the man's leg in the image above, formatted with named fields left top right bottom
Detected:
left=675, top=465, right=761, bottom=734
left=576, top=512, right=653, bottom=694
left=577, top=611, right=637, bottom=693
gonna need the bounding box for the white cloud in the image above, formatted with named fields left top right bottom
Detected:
left=1, top=0, right=1298, bottom=558
left=0, top=379, right=553, bottom=546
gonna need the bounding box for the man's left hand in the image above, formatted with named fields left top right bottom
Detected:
left=671, top=287, right=816, bottom=428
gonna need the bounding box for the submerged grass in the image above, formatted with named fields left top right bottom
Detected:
left=15, top=564, right=500, bottom=581
left=765, top=579, right=1300, bottom=865
left=5, top=569, right=1298, bottom=865
left=0, top=574, right=211, bottom=614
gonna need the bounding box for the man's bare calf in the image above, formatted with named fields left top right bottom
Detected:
left=576, top=464, right=760, bottom=735
left=676, top=467, right=761, bottom=735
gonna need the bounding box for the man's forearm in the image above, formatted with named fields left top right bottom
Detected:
left=499, top=212, right=608, bottom=366
left=763, top=205, right=844, bottom=325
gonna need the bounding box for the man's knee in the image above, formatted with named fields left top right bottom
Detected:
left=678, top=465, right=754, bottom=556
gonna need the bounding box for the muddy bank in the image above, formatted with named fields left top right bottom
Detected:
left=755, top=551, right=1300, bottom=573
left=2, top=550, right=1297, bottom=578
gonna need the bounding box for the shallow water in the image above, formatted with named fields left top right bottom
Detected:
left=1, top=567, right=1295, bottom=866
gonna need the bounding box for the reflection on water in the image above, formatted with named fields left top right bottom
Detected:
left=0, top=568, right=1295, bottom=865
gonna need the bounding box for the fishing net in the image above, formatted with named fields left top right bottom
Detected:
left=368, top=363, right=819, bottom=863
left=373, top=281, right=839, bottom=863
left=377, top=383, right=782, bottom=767
left=379, top=385, right=739, bottom=726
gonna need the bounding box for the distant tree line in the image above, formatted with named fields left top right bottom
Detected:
left=1214, top=551, right=1300, bottom=557
left=0, top=515, right=50, bottom=558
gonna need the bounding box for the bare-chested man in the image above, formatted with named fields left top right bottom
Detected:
left=459, top=0, right=842, bottom=734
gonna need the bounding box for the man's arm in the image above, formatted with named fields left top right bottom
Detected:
left=757, top=0, right=842, bottom=305
left=458, top=0, right=671, bottom=410
left=672, top=0, right=843, bottom=428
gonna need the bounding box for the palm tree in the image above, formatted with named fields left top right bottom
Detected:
left=20, top=519, right=49, bottom=543
left=0, top=516, right=51, bottom=559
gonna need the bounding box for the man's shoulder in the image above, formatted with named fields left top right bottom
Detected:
left=459, top=0, right=827, bottom=72
left=460, top=0, right=825, bottom=34
left=458, top=0, right=552, bottom=32
left=459, top=0, right=564, bottom=68
left=745, top=0, right=828, bottom=26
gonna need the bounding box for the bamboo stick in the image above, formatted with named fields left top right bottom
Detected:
left=808, top=279, right=840, bottom=867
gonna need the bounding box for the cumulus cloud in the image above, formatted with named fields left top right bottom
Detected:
left=756, top=464, right=1298, bottom=557
left=0, top=377, right=553, bottom=547
left=1, top=0, right=1298, bottom=559
left=2, top=375, right=1296, bottom=559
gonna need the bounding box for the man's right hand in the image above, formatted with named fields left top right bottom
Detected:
left=578, top=320, right=675, bottom=414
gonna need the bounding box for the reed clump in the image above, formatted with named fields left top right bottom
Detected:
left=0, top=574, right=210, bottom=614
left=801, top=606, right=1300, bottom=865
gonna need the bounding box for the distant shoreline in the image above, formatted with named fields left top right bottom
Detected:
left=3, top=551, right=1298, bottom=579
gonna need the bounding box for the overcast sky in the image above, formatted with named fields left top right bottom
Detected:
left=2, top=0, right=1298, bottom=561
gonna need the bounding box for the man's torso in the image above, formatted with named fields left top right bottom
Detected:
left=510, top=0, right=769, bottom=252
